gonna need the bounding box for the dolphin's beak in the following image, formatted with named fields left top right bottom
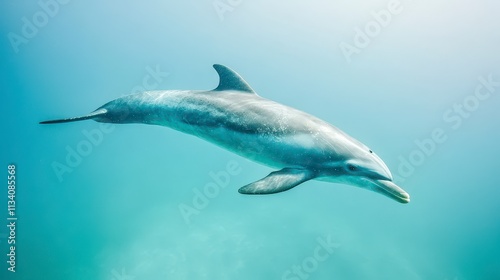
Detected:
left=369, top=179, right=410, bottom=204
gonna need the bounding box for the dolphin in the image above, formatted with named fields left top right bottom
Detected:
left=41, top=64, right=410, bottom=203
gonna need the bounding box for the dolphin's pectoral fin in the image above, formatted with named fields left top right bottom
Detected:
left=213, top=64, right=256, bottom=94
left=238, top=168, right=315, bottom=195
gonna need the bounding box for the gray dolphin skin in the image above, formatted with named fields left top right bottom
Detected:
left=41, top=64, right=410, bottom=203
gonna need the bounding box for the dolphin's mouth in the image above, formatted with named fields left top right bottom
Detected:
left=369, top=179, right=410, bottom=204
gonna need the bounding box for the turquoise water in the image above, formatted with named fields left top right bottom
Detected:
left=1, top=1, right=500, bottom=279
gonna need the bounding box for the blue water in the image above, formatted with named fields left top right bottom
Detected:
left=1, top=1, right=500, bottom=279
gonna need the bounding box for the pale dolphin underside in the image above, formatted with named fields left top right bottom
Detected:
left=41, top=64, right=410, bottom=203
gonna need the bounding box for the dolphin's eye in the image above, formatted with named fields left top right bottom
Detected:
left=348, top=164, right=357, bottom=171
left=369, top=150, right=373, bottom=153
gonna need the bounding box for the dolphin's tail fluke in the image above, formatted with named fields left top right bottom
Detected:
left=39, top=109, right=107, bottom=124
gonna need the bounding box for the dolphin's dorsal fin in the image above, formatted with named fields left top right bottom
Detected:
left=213, top=64, right=255, bottom=94
left=238, top=168, right=316, bottom=194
